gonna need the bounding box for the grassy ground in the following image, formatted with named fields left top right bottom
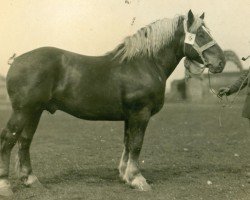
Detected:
left=0, top=103, right=249, bottom=200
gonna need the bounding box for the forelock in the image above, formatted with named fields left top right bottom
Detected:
left=189, top=16, right=204, bottom=33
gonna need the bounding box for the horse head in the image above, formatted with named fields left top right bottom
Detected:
left=183, top=10, right=226, bottom=74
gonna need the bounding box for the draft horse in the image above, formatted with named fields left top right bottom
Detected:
left=0, top=10, right=225, bottom=196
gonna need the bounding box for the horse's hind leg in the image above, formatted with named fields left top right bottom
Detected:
left=123, top=107, right=151, bottom=191
left=16, top=111, right=42, bottom=187
left=0, top=111, right=27, bottom=196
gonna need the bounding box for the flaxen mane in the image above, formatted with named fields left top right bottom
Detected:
left=111, top=16, right=183, bottom=62
left=110, top=14, right=204, bottom=62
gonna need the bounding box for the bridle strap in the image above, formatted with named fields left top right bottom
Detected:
left=183, top=19, right=217, bottom=66
left=195, top=40, right=217, bottom=53
left=192, top=40, right=217, bottom=65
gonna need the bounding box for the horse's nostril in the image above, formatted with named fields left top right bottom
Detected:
left=218, top=61, right=225, bottom=70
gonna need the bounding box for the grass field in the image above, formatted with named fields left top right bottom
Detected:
left=0, top=103, right=249, bottom=200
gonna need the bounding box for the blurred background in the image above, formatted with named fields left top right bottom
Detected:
left=0, top=0, right=250, bottom=104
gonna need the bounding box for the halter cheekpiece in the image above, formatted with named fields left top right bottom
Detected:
left=183, top=19, right=217, bottom=67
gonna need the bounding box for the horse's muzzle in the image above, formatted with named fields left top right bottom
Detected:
left=208, top=60, right=225, bottom=74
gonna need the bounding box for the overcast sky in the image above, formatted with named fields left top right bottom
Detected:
left=1, top=0, right=250, bottom=87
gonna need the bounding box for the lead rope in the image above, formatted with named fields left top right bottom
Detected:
left=207, top=70, right=227, bottom=127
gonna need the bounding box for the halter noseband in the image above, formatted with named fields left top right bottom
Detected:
left=183, top=19, right=217, bottom=67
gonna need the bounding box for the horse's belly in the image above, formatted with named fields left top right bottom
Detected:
left=49, top=96, right=124, bottom=121
left=73, top=104, right=124, bottom=120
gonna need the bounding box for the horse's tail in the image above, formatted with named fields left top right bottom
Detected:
left=7, top=53, right=16, bottom=65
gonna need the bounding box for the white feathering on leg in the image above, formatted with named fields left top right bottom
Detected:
left=15, top=152, right=21, bottom=178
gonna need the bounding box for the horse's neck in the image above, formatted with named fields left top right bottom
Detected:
left=154, top=45, right=184, bottom=81
left=154, top=20, right=185, bottom=81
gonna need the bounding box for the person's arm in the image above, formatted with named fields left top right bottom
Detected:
left=218, top=70, right=249, bottom=97
left=228, top=70, right=248, bottom=94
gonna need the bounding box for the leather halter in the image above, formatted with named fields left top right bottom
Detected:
left=183, top=19, right=217, bottom=67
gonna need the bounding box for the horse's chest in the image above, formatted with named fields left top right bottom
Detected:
left=124, top=82, right=165, bottom=114
left=150, top=91, right=165, bottom=114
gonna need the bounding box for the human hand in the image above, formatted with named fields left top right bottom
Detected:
left=217, top=87, right=230, bottom=98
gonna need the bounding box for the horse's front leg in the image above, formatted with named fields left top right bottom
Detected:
left=118, top=120, right=129, bottom=179
left=123, top=107, right=151, bottom=191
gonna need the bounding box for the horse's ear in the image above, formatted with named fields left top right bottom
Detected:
left=187, top=9, right=194, bottom=27
left=200, top=12, right=205, bottom=20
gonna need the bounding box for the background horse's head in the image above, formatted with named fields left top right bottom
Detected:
left=183, top=10, right=225, bottom=74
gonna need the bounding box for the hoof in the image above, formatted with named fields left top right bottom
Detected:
left=130, top=175, right=151, bottom=191
left=119, top=171, right=127, bottom=182
left=23, top=175, right=43, bottom=188
left=0, top=180, right=13, bottom=197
